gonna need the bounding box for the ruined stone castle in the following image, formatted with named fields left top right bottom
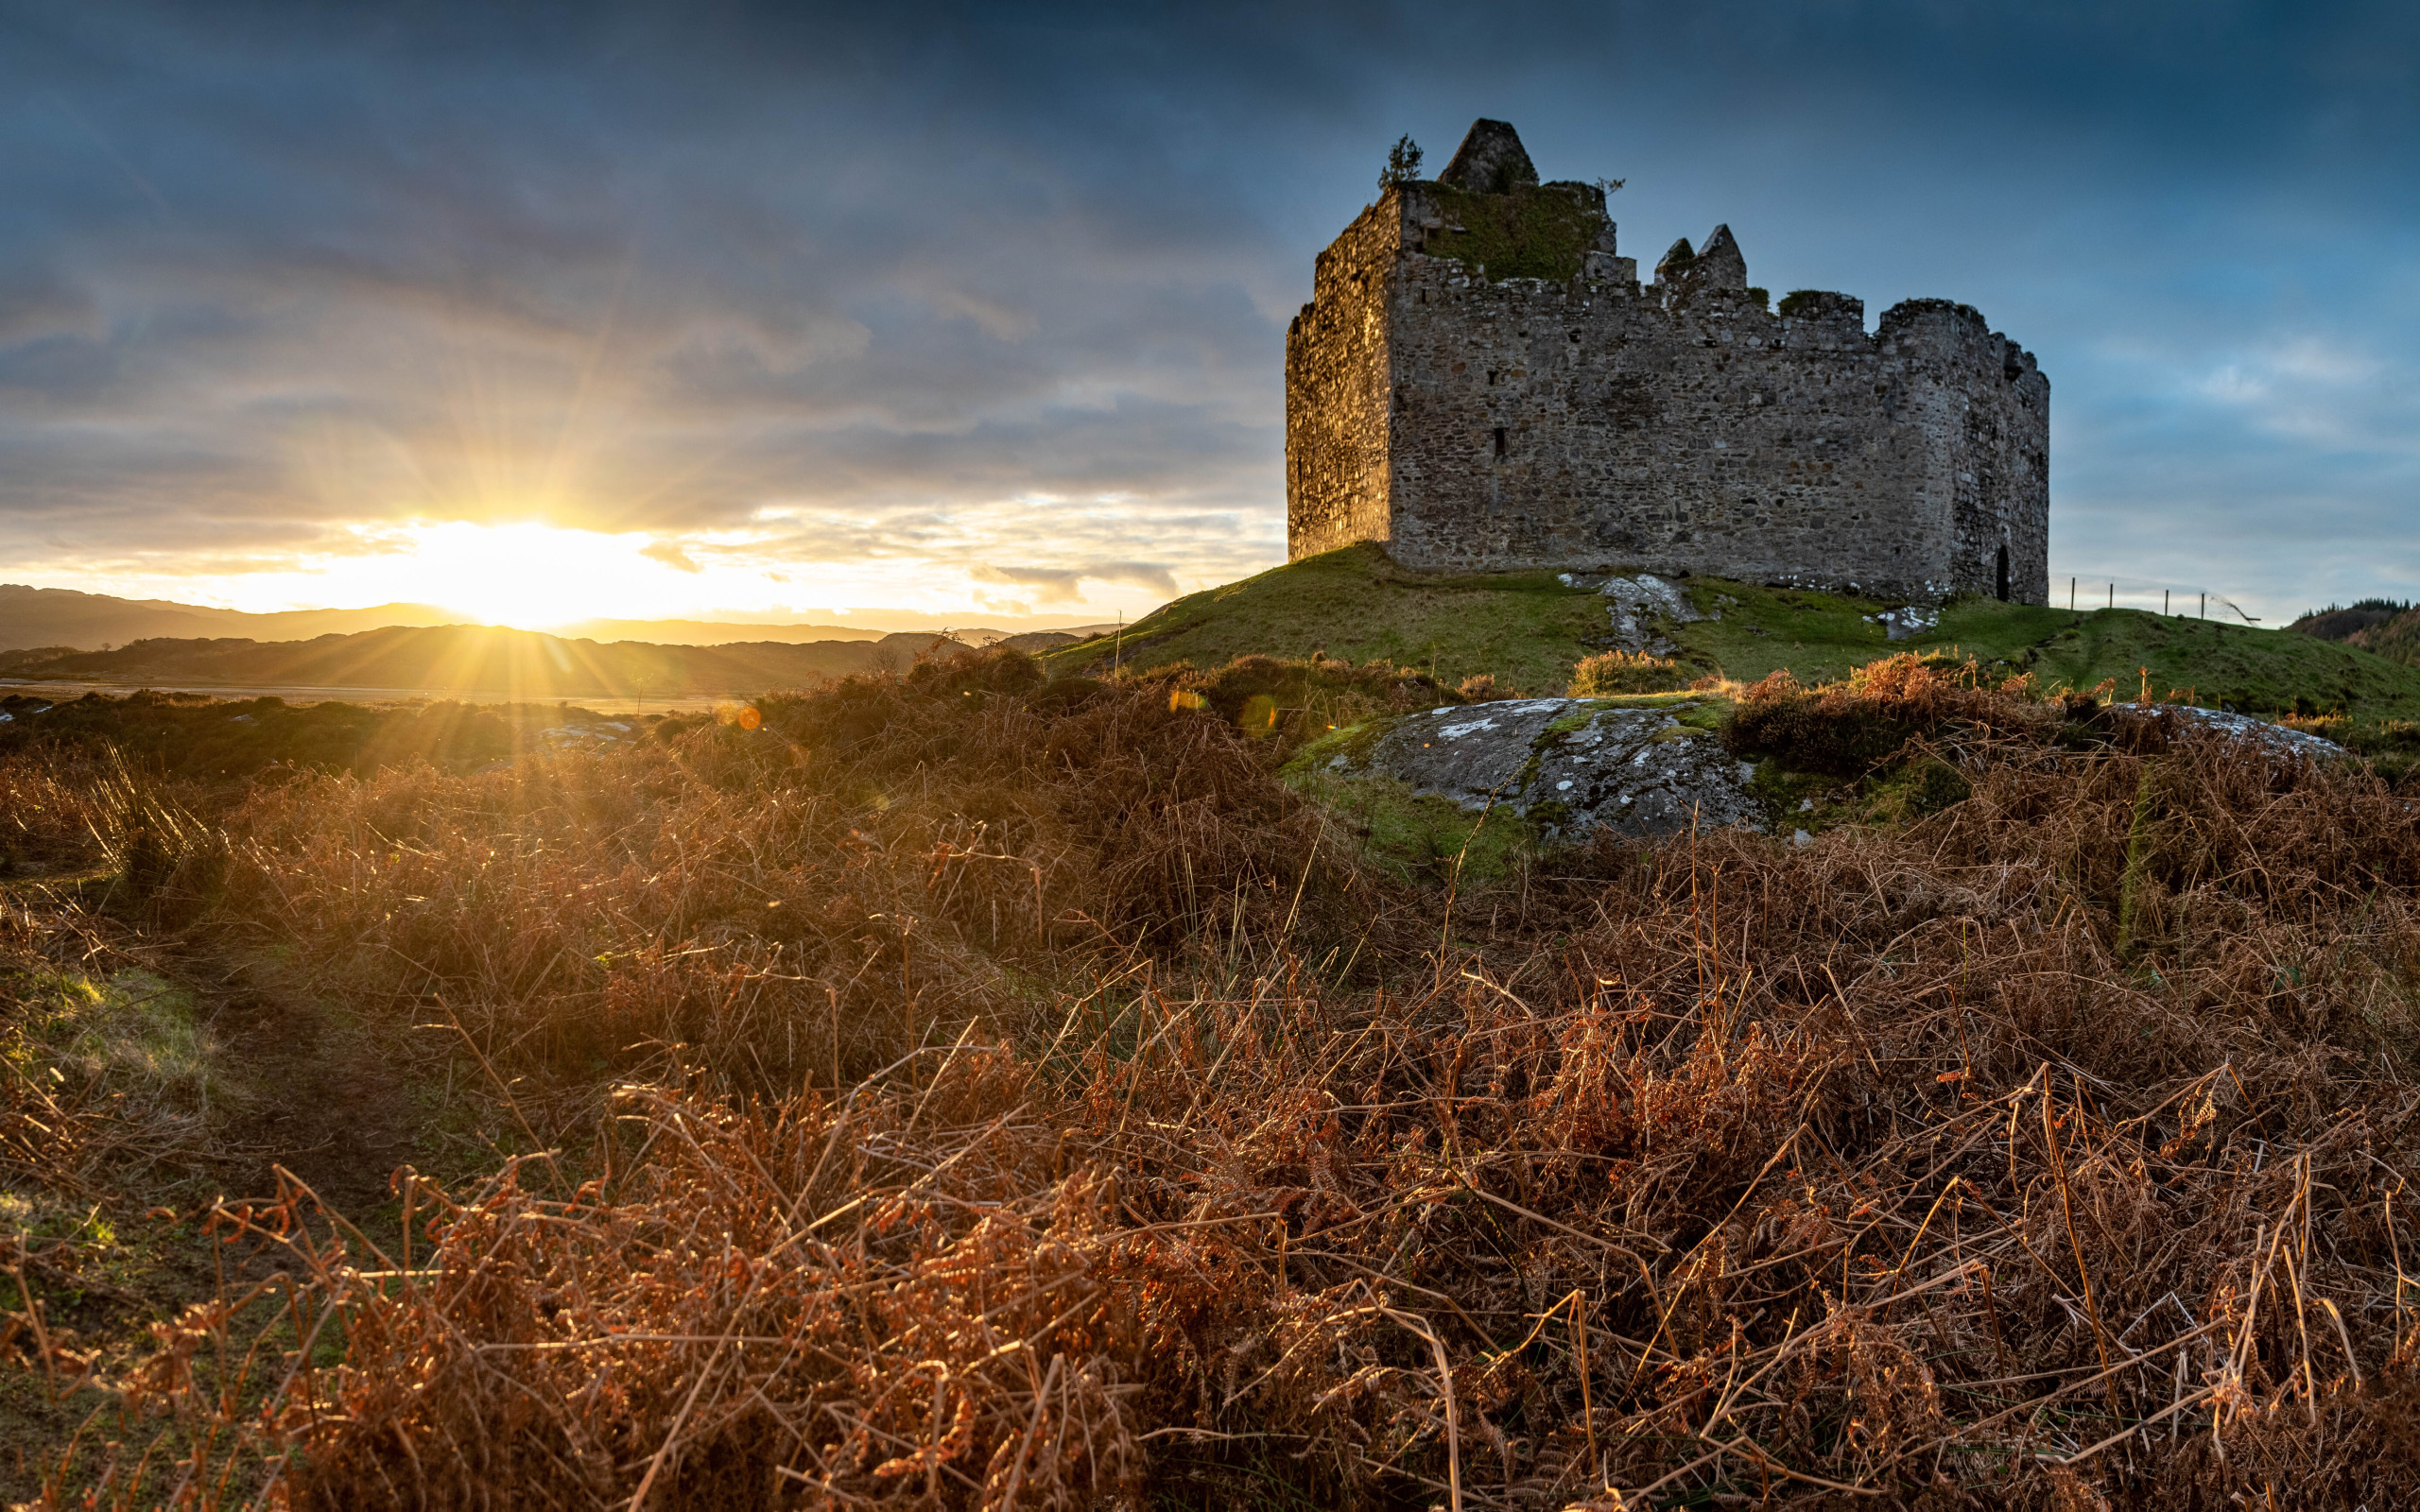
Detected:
left=1285, top=120, right=2049, bottom=604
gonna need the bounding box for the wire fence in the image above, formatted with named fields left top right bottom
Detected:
left=2049, top=575, right=2269, bottom=624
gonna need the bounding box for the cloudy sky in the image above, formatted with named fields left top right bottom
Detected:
left=2, top=1, right=2414, bottom=627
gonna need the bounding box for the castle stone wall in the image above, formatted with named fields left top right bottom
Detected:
left=1284, top=199, right=1401, bottom=558
left=1284, top=129, right=2050, bottom=605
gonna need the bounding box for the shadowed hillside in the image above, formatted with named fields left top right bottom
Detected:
left=0, top=624, right=965, bottom=697
left=2346, top=606, right=2420, bottom=666
left=2289, top=598, right=2411, bottom=643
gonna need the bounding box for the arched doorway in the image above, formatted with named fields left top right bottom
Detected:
left=1996, top=544, right=2010, bottom=603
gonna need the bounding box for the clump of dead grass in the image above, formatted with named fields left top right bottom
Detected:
left=1568, top=648, right=1690, bottom=696
left=189, top=658, right=1395, bottom=1109
left=1727, top=651, right=2061, bottom=775
left=0, top=759, right=237, bottom=1400
left=1116, top=652, right=1462, bottom=752
left=0, top=756, right=114, bottom=879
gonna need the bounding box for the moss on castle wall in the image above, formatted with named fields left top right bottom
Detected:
left=1422, top=183, right=1603, bottom=284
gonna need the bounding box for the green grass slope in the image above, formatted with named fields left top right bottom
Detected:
left=1052, top=544, right=2420, bottom=724
left=1679, top=577, right=2420, bottom=719
left=1040, top=543, right=1604, bottom=692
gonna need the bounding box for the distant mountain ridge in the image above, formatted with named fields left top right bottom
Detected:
left=2285, top=598, right=2420, bottom=670
left=0, top=584, right=466, bottom=650
left=0, top=625, right=973, bottom=699
left=2289, top=599, right=2413, bottom=644
left=551, top=617, right=881, bottom=645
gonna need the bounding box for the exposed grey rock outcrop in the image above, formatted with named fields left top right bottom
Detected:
left=1550, top=573, right=1705, bottom=653
left=1871, top=605, right=1940, bottom=642
left=1600, top=575, right=1700, bottom=653
left=1333, top=696, right=1762, bottom=840
left=1360, top=698, right=1573, bottom=799
left=2110, top=703, right=2347, bottom=761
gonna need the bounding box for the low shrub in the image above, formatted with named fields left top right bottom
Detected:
left=1726, top=651, right=2055, bottom=774
left=1567, top=647, right=1688, bottom=696
left=1124, top=652, right=1459, bottom=751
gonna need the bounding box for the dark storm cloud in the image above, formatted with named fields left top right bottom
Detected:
left=1, top=0, right=2416, bottom=614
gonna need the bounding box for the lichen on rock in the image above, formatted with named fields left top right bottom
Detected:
left=1339, top=696, right=1762, bottom=840
left=1599, top=575, right=1702, bottom=653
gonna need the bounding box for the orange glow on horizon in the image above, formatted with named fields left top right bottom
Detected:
left=25, top=519, right=1185, bottom=630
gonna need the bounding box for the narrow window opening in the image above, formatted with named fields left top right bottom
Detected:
left=1486, top=369, right=1498, bottom=387
left=1995, top=544, right=2011, bottom=603
left=1493, top=427, right=1507, bottom=459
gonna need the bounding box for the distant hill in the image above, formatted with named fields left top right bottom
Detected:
left=550, top=619, right=1122, bottom=647
left=2287, top=599, right=2420, bottom=672
left=2347, top=609, right=2420, bottom=667
left=551, top=617, right=882, bottom=645
left=1, top=584, right=1130, bottom=654
left=2289, top=599, right=2412, bottom=643
left=0, top=584, right=461, bottom=651
left=0, top=625, right=971, bottom=699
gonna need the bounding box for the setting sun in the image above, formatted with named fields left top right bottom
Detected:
left=344, top=523, right=698, bottom=627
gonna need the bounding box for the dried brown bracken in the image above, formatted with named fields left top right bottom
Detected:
left=26, top=656, right=2420, bottom=1507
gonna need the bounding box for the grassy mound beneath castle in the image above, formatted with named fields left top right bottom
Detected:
left=1053, top=544, right=2420, bottom=726
left=1041, top=542, right=1606, bottom=694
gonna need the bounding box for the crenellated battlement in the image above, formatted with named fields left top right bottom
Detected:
left=1285, top=120, right=2049, bottom=605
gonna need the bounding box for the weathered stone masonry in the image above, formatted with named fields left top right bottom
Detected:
left=1286, top=120, right=2049, bottom=605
